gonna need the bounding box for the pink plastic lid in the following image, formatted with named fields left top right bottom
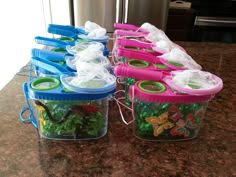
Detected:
left=129, top=80, right=213, bottom=103
left=163, top=70, right=223, bottom=96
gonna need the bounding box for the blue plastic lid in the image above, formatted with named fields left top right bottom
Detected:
left=65, top=41, right=105, bottom=55
left=78, top=34, right=109, bottom=43
left=28, top=77, right=115, bottom=101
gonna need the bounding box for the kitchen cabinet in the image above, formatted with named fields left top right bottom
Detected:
left=166, top=8, right=196, bottom=41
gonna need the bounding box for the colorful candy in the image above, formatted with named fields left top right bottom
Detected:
left=134, top=101, right=207, bottom=141
left=34, top=100, right=107, bottom=139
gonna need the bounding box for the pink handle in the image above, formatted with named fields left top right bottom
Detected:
left=114, top=23, right=139, bottom=31
left=114, top=23, right=149, bottom=33
left=114, top=29, right=145, bottom=37
left=117, top=48, right=161, bottom=63
left=114, top=64, right=168, bottom=81
left=116, top=38, right=153, bottom=49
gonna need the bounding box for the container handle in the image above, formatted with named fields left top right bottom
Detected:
left=19, top=106, right=31, bottom=123
left=113, top=89, right=135, bottom=125
left=20, top=82, right=38, bottom=128
left=20, top=82, right=31, bottom=123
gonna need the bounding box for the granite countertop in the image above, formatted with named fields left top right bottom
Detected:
left=0, top=42, right=235, bottom=177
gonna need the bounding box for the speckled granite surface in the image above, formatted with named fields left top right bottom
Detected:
left=0, top=42, right=235, bottom=177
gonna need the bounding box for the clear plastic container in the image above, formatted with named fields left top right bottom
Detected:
left=23, top=76, right=115, bottom=140
left=31, top=98, right=108, bottom=140
left=129, top=80, right=218, bottom=141
left=133, top=98, right=208, bottom=141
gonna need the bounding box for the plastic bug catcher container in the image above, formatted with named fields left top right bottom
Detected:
left=128, top=70, right=223, bottom=141
left=21, top=70, right=116, bottom=140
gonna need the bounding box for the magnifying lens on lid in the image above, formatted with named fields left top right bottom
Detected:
left=31, top=77, right=60, bottom=91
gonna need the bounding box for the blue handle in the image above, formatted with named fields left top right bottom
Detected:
left=35, top=36, right=75, bottom=48
left=48, top=27, right=77, bottom=38
left=31, top=48, right=69, bottom=61
left=48, top=24, right=77, bottom=32
left=48, top=24, right=88, bottom=36
left=19, top=106, right=31, bottom=123
left=20, top=82, right=38, bottom=128
left=31, top=57, right=70, bottom=74
left=20, top=82, right=31, bottom=123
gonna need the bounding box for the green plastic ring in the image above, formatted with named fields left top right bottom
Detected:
left=138, top=81, right=166, bottom=94
left=167, top=61, right=184, bottom=68
left=153, top=63, right=168, bottom=69
left=77, top=38, right=90, bottom=43
left=52, top=48, right=67, bottom=53
left=49, top=60, right=65, bottom=66
left=128, top=59, right=149, bottom=68
left=59, top=37, right=74, bottom=42
left=31, top=77, right=60, bottom=91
